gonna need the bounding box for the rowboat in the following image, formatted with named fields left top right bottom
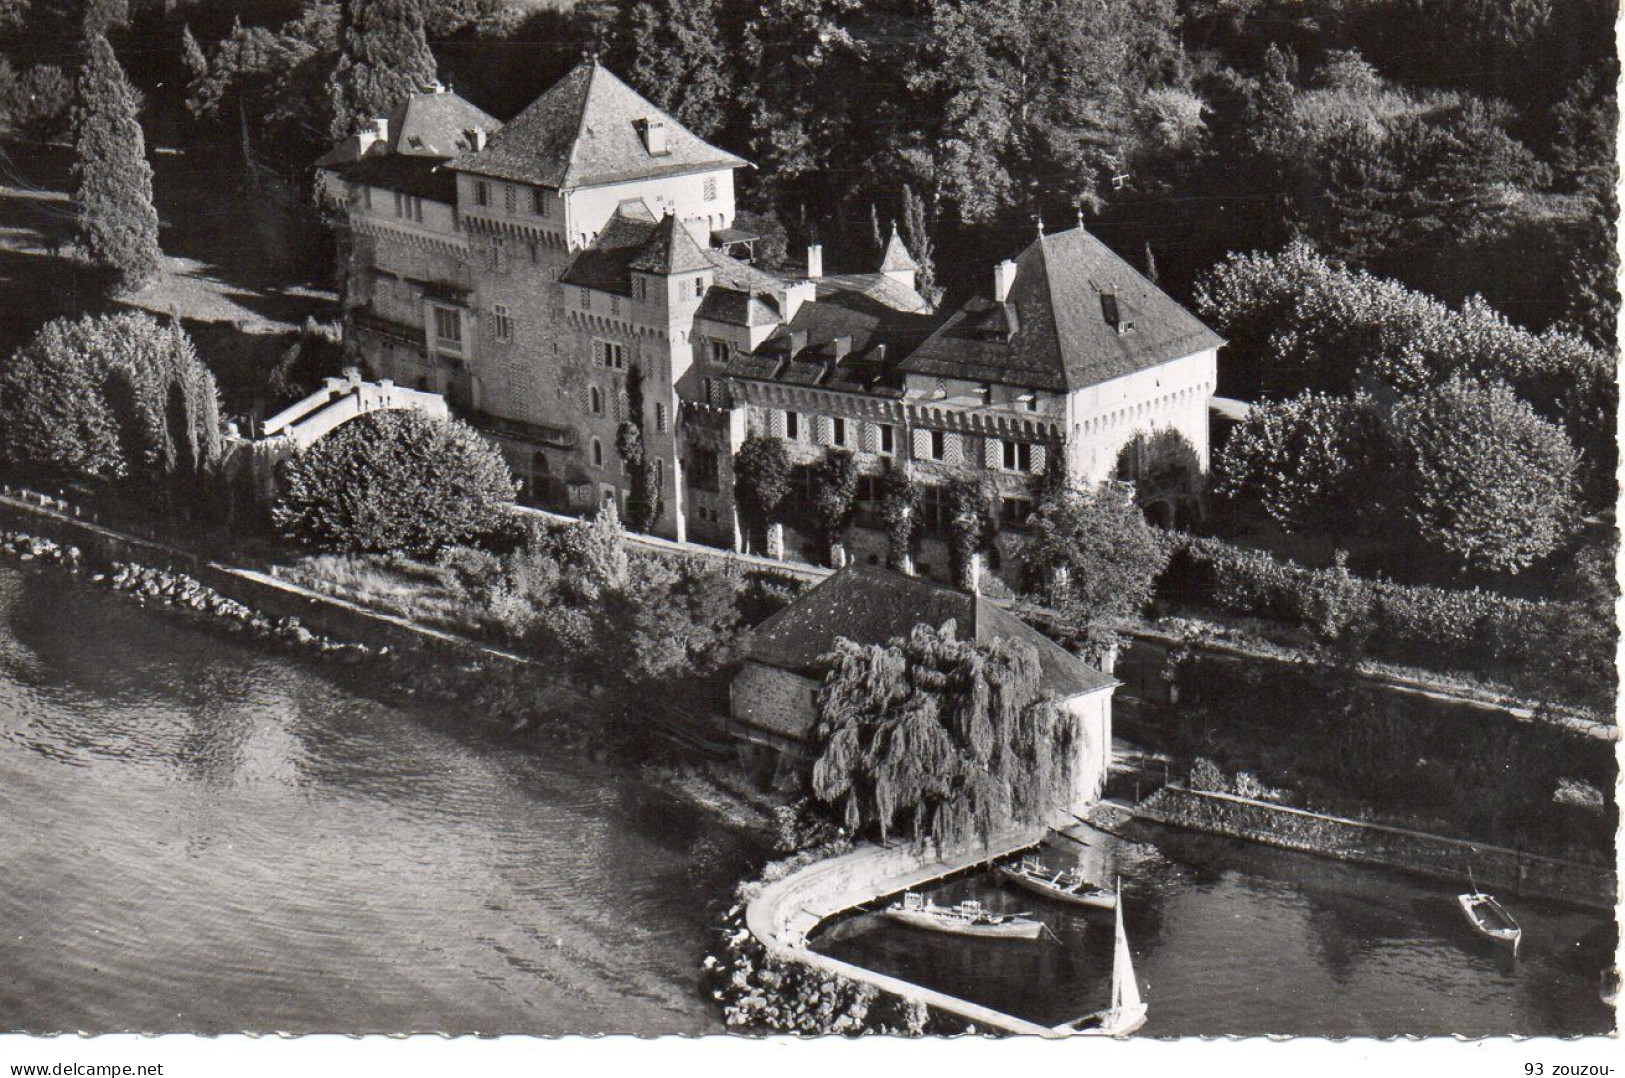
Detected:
left=995, top=855, right=1118, bottom=909
left=880, top=892, right=1043, bottom=940
left=1457, top=889, right=1521, bottom=954
left=1066, top=882, right=1148, bottom=1036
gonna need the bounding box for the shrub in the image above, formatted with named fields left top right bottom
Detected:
left=273, top=411, right=516, bottom=556
left=0, top=312, right=221, bottom=491
left=1159, top=534, right=1613, bottom=710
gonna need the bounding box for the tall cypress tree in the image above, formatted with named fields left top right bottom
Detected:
left=326, top=0, right=437, bottom=141
left=72, top=28, right=161, bottom=295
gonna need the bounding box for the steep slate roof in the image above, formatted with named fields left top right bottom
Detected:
left=901, top=225, right=1224, bottom=392
left=314, top=88, right=499, bottom=167
left=331, top=154, right=459, bottom=203
left=817, top=272, right=932, bottom=314
left=628, top=212, right=713, bottom=274
left=744, top=566, right=1115, bottom=722
left=877, top=225, right=919, bottom=273
left=449, top=58, right=749, bottom=189
left=559, top=203, right=660, bottom=293
left=386, top=89, right=501, bottom=157
left=724, top=288, right=937, bottom=392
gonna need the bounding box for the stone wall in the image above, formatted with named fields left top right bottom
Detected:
left=1136, top=785, right=1617, bottom=909
left=730, top=660, right=818, bottom=745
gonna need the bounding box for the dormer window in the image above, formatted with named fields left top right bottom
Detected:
left=1101, top=292, right=1133, bottom=333
left=642, top=118, right=670, bottom=156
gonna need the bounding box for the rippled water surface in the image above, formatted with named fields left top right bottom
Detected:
left=0, top=562, right=1615, bottom=1037
left=815, top=826, right=1617, bottom=1036
left=0, top=565, right=761, bottom=1034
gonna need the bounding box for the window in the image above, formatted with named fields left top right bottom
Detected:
left=592, top=437, right=604, bottom=466
left=579, top=288, right=591, bottom=311
left=393, top=191, right=404, bottom=217
left=528, top=242, right=539, bottom=263
left=492, top=303, right=512, bottom=343
left=1002, top=440, right=1032, bottom=472
left=703, top=177, right=718, bottom=201
left=693, top=276, right=705, bottom=298
left=920, top=484, right=949, bottom=535
left=595, top=339, right=626, bottom=370
left=413, top=197, right=424, bottom=223
left=655, top=402, right=668, bottom=432
left=878, top=423, right=894, bottom=455
left=610, top=295, right=620, bottom=316
left=832, top=417, right=848, bottom=447
left=1019, top=393, right=1039, bottom=412
left=532, top=188, right=550, bottom=216
left=929, top=429, right=946, bottom=460
left=980, top=383, right=994, bottom=406
left=1001, top=497, right=1035, bottom=528
left=689, top=448, right=719, bottom=492
left=504, top=185, right=517, bottom=213
left=474, top=180, right=490, bottom=207
left=710, top=338, right=730, bottom=365
left=360, top=186, right=372, bottom=210
left=589, top=386, right=604, bottom=415
left=656, top=458, right=665, bottom=485
left=433, top=307, right=461, bottom=347
left=785, top=410, right=800, bottom=441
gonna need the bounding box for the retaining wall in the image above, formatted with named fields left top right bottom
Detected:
left=744, top=826, right=1066, bottom=1036
left=1135, top=785, right=1617, bottom=909
left=0, top=493, right=532, bottom=667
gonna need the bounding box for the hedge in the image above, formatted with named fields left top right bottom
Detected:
left=1158, top=534, right=1613, bottom=711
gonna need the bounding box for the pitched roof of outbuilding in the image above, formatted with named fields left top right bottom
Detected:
left=900, top=225, right=1224, bottom=392
left=743, top=565, right=1115, bottom=706
left=449, top=58, right=748, bottom=189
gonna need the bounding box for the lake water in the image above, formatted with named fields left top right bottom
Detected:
left=0, top=564, right=761, bottom=1035
left=0, top=562, right=1615, bottom=1037
left=815, top=826, right=1617, bottom=1037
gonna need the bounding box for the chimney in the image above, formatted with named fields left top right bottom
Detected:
left=806, top=243, right=823, bottom=280
left=993, top=259, right=1017, bottom=303
left=784, top=279, right=816, bottom=321
left=642, top=118, right=669, bottom=156
left=358, top=115, right=389, bottom=156
left=829, top=335, right=852, bottom=361
left=787, top=328, right=809, bottom=356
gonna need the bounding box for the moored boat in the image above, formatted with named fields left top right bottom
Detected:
left=995, top=855, right=1118, bottom=909
left=1457, top=889, right=1522, bottom=954
left=880, top=892, right=1043, bottom=940
left=1066, top=883, right=1148, bottom=1036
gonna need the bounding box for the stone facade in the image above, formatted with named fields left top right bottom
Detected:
left=319, top=62, right=1223, bottom=582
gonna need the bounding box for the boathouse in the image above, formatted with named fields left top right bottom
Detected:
left=727, top=565, right=1117, bottom=809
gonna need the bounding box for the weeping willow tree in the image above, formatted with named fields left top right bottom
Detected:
left=811, top=622, right=1076, bottom=849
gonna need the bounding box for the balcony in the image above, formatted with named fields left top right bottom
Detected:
left=472, top=411, right=579, bottom=450
left=352, top=310, right=422, bottom=347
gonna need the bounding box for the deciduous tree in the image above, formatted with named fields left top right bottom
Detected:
left=1021, top=482, right=1167, bottom=660
left=812, top=622, right=1075, bottom=846
left=1388, top=376, right=1578, bottom=574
